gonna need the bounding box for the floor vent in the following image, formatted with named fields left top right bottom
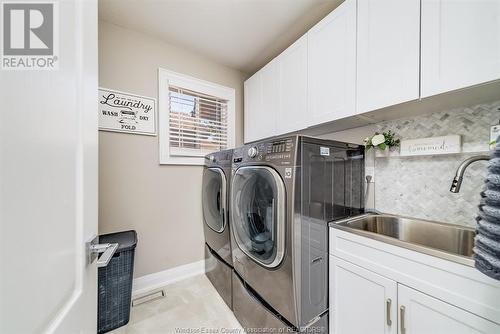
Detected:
left=132, top=290, right=166, bottom=307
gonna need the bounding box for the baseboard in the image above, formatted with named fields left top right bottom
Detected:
left=132, top=260, right=205, bottom=297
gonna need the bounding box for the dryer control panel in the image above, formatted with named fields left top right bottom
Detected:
left=205, top=149, right=232, bottom=168
left=232, top=137, right=296, bottom=167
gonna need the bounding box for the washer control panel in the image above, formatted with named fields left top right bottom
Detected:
left=264, top=139, right=293, bottom=162
left=247, top=146, right=258, bottom=158
left=267, top=139, right=292, bottom=154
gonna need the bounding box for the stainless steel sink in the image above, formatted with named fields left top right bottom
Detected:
left=331, top=213, right=476, bottom=266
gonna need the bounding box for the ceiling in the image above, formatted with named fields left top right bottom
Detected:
left=98, top=0, right=343, bottom=74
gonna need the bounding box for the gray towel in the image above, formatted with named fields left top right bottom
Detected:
left=482, top=189, right=500, bottom=207
left=489, top=158, right=500, bottom=173
left=474, top=138, right=500, bottom=280
left=485, top=174, right=500, bottom=188
left=482, top=205, right=500, bottom=221
left=477, top=219, right=500, bottom=241
left=475, top=235, right=500, bottom=258
left=477, top=210, right=500, bottom=226
left=492, top=149, right=500, bottom=158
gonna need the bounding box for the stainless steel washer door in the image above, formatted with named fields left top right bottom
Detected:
left=231, top=166, right=285, bottom=268
left=202, top=167, right=227, bottom=233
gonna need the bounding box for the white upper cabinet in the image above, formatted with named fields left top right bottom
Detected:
left=308, top=0, right=357, bottom=124
left=260, top=60, right=279, bottom=138
left=330, top=256, right=397, bottom=334
left=244, top=0, right=500, bottom=142
left=244, top=61, right=278, bottom=143
left=357, top=0, right=420, bottom=113
left=421, top=0, right=500, bottom=97
left=398, top=284, right=500, bottom=334
left=244, top=36, right=306, bottom=143
left=277, top=35, right=308, bottom=135
left=243, top=72, right=261, bottom=143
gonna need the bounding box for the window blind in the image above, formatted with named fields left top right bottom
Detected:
left=168, top=85, right=229, bottom=157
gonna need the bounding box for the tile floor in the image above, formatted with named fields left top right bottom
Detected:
left=110, top=275, right=243, bottom=334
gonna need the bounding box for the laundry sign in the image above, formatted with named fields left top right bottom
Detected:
left=98, top=88, right=157, bottom=135
left=400, top=135, right=461, bottom=156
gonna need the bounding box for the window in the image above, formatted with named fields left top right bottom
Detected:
left=158, top=68, right=236, bottom=165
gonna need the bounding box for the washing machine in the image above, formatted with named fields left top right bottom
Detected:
left=230, top=135, right=364, bottom=332
left=202, top=149, right=233, bottom=309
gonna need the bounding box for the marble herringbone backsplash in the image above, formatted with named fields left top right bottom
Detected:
left=374, top=100, right=500, bottom=226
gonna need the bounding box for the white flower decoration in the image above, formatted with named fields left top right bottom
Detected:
left=371, top=134, right=385, bottom=146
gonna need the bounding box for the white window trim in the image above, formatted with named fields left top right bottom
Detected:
left=158, top=68, right=236, bottom=165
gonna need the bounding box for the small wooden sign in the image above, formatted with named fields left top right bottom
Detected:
left=98, top=88, right=156, bottom=136
left=400, top=135, right=461, bottom=156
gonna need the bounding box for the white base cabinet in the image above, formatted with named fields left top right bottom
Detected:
left=330, top=256, right=500, bottom=334
left=329, top=227, right=500, bottom=334
left=398, top=284, right=499, bottom=334
left=330, top=256, right=397, bottom=334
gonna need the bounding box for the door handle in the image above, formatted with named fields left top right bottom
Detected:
left=92, top=243, right=119, bottom=267
left=86, top=236, right=119, bottom=267
left=400, top=305, right=406, bottom=334
left=386, top=298, right=392, bottom=326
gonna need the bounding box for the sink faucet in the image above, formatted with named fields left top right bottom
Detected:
left=450, top=155, right=490, bottom=193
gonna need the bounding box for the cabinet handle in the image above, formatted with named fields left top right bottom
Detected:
left=386, top=298, right=392, bottom=326
left=400, top=305, right=406, bottom=334
left=311, top=256, right=323, bottom=264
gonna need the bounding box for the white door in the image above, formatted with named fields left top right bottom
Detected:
left=330, top=256, right=397, bottom=334
left=421, top=0, right=500, bottom=97
left=357, top=0, right=420, bottom=113
left=277, top=34, right=308, bottom=135
left=0, top=1, right=99, bottom=333
left=398, top=284, right=500, bottom=334
left=308, top=0, right=357, bottom=124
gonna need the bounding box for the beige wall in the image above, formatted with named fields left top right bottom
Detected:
left=98, top=20, right=246, bottom=278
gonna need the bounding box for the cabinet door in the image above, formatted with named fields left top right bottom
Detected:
left=330, top=256, right=397, bottom=334
left=308, top=0, right=356, bottom=125
left=421, top=0, right=500, bottom=97
left=277, top=34, right=308, bottom=135
left=357, top=0, right=420, bottom=113
left=243, top=62, right=278, bottom=143
left=398, top=284, right=500, bottom=334
left=243, top=72, right=261, bottom=143
left=260, top=61, right=278, bottom=139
